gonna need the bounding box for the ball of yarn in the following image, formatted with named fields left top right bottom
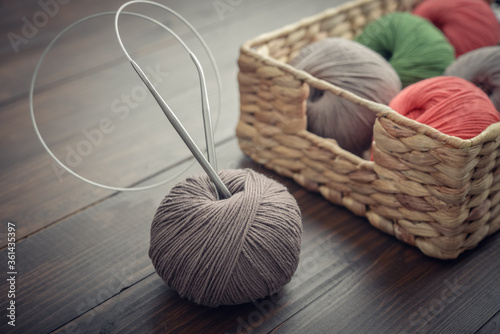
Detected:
left=289, top=37, right=401, bottom=156
left=389, top=76, right=500, bottom=139
left=149, top=169, right=302, bottom=307
left=445, top=46, right=500, bottom=111
left=355, top=12, right=455, bottom=87
left=413, top=0, right=500, bottom=58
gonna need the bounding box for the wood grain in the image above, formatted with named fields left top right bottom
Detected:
left=477, top=310, right=500, bottom=334
left=1, top=0, right=499, bottom=333
left=0, top=0, right=343, bottom=246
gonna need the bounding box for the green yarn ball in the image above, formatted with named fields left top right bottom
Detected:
left=355, top=12, right=455, bottom=87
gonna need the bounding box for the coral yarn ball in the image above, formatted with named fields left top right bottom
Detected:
left=389, top=76, right=500, bottom=139
left=413, top=0, right=500, bottom=57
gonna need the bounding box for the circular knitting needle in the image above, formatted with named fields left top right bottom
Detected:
left=190, top=52, right=218, bottom=173
left=114, top=0, right=229, bottom=199
left=130, top=59, right=231, bottom=199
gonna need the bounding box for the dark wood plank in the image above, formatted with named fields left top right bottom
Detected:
left=0, top=137, right=371, bottom=334
left=0, top=138, right=227, bottom=334
left=44, top=182, right=500, bottom=334
left=0, top=0, right=345, bottom=247
left=0, top=0, right=259, bottom=104
left=477, top=310, right=500, bottom=334
left=273, top=234, right=500, bottom=334
left=1, top=0, right=343, bottom=246
left=1, top=0, right=333, bottom=105
left=0, top=138, right=295, bottom=334
left=42, top=171, right=500, bottom=334
left=2, top=0, right=499, bottom=334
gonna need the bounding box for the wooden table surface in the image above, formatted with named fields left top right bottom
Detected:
left=1, top=0, right=499, bottom=333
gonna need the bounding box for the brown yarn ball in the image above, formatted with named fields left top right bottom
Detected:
left=149, top=169, right=302, bottom=307
left=289, top=37, right=401, bottom=156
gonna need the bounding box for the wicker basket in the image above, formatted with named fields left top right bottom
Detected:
left=236, top=0, right=500, bottom=259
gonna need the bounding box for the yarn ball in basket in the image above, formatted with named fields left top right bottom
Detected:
left=149, top=169, right=302, bottom=307
left=445, top=46, right=500, bottom=111
left=389, top=76, right=500, bottom=139
left=413, top=0, right=500, bottom=58
left=355, top=12, right=455, bottom=87
left=288, top=37, right=401, bottom=156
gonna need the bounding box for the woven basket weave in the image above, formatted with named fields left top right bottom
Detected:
left=236, top=0, right=500, bottom=259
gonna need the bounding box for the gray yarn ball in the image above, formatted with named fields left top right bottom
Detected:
left=445, top=46, right=500, bottom=111
left=289, top=37, right=402, bottom=156
left=149, top=169, right=302, bottom=307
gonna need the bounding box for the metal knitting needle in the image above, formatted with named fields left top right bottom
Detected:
left=130, top=59, right=231, bottom=199
left=189, top=52, right=220, bottom=199
left=189, top=52, right=218, bottom=173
